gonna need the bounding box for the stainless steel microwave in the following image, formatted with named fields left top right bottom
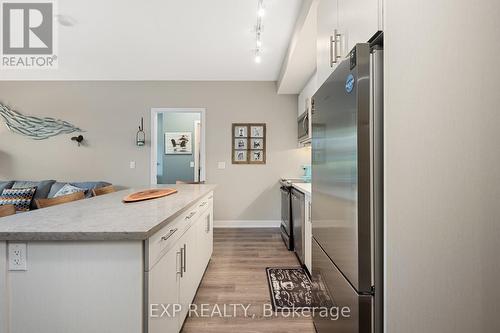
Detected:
left=298, top=98, right=312, bottom=144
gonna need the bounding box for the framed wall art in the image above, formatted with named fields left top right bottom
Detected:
left=165, top=132, right=192, bottom=154
left=231, top=123, right=266, bottom=164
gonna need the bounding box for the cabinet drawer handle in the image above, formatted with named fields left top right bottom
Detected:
left=183, top=244, right=187, bottom=273
left=208, top=195, right=213, bottom=199
left=179, top=247, right=185, bottom=277
left=185, top=211, right=196, bottom=220
left=330, top=29, right=342, bottom=66
left=176, top=250, right=182, bottom=277
left=161, top=228, right=178, bottom=241
left=199, top=201, right=207, bottom=207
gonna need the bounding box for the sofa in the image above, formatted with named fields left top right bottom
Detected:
left=0, top=180, right=111, bottom=210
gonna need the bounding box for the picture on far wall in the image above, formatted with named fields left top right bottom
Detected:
left=165, top=132, right=192, bottom=154
left=233, top=150, right=248, bottom=163
left=234, top=125, right=248, bottom=138
left=250, top=125, right=264, bottom=138
left=235, top=138, right=248, bottom=150
left=232, top=123, right=266, bottom=164
left=250, top=138, right=263, bottom=149
left=250, top=150, right=264, bottom=162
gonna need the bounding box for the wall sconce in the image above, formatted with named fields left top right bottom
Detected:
left=136, top=117, right=145, bottom=146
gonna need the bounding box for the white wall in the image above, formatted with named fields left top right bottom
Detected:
left=385, top=0, right=500, bottom=332
left=0, top=81, right=310, bottom=221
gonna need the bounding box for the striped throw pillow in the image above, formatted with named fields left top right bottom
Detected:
left=0, top=187, right=37, bottom=212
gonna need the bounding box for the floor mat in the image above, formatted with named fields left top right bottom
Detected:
left=266, top=267, right=313, bottom=311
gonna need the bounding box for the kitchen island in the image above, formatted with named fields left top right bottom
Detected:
left=0, top=184, right=215, bottom=333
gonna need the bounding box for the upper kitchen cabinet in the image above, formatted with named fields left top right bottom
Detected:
left=316, top=0, right=382, bottom=87
left=316, top=0, right=339, bottom=87
left=337, top=0, right=382, bottom=53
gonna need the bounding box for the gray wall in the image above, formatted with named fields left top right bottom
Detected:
left=0, top=81, right=310, bottom=221
left=385, top=0, right=500, bottom=331
left=157, top=112, right=200, bottom=184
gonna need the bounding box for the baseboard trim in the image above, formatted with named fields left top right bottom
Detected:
left=214, top=220, right=281, bottom=228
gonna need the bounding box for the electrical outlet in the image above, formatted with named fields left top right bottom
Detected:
left=8, top=243, right=27, bottom=271
left=190, top=161, right=195, bottom=168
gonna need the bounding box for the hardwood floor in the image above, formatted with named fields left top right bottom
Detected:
left=181, top=228, right=315, bottom=333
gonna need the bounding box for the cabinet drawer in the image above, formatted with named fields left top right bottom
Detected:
left=146, top=191, right=214, bottom=270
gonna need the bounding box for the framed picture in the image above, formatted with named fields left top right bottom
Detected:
left=233, top=150, right=248, bottom=163
left=250, top=125, right=265, bottom=138
left=165, top=132, right=192, bottom=154
left=250, top=138, right=264, bottom=150
left=250, top=150, right=265, bottom=163
left=232, top=123, right=266, bottom=164
left=235, top=138, right=248, bottom=150
left=234, top=125, right=248, bottom=138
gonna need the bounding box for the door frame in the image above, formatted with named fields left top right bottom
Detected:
left=193, top=120, right=201, bottom=182
left=150, top=108, right=206, bottom=185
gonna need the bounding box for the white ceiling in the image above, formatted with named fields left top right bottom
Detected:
left=0, top=0, right=302, bottom=81
left=277, top=0, right=317, bottom=94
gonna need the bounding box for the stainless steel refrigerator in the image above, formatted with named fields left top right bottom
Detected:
left=311, top=41, right=383, bottom=333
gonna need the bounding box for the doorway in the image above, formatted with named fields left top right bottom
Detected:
left=150, top=108, right=206, bottom=185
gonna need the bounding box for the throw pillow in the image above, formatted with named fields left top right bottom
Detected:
left=54, top=184, right=86, bottom=198
left=13, top=180, right=56, bottom=210
left=0, top=187, right=37, bottom=212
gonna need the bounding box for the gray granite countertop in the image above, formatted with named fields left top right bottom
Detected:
left=0, top=184, right=216, bottom=241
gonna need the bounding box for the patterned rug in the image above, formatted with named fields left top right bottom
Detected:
left=266, top=267, right=313, bottom=311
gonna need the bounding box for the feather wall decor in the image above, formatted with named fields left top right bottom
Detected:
left=0, top=103, right=83, bottom=140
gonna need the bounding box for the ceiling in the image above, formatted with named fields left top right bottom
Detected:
left=277, top=0, right=317, bottom=94
left=0, top=0, right=302, bottom=81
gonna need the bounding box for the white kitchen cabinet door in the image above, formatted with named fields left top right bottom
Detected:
left=148, top=246, right=181, bottom=333
left=337, top=0, right=381, bottom=54
left=316, top=0, right=339, bottom=87
left=177, top=231, right=192, bottom=328
left=177, top=224, right=203, bottom=329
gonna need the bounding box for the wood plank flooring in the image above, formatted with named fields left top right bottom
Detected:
left=181, top=228, right=315, bottom=333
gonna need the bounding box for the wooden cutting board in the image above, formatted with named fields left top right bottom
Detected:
left=123, top=188, right=178, bottom=203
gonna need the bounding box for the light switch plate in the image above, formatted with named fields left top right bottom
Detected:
left=217, top=162, right=226, bottom=169
left=190, top=161, right=195, bottom=167
left=129, top=161, right=136, bottom=169
left=8, top=243, right=27, bottom=271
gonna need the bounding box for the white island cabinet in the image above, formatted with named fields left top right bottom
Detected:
left=0, top=185, right=215, bottom=333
